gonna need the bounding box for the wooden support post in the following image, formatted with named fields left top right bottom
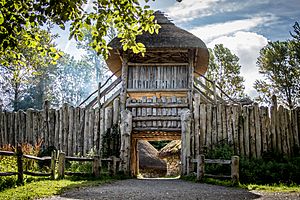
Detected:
left=120, top=110, right=132, bottom=175
left=16, top=145, right=23, bottom=185
left=98, top=82, right=101, bottom=107
left=111, top=156, right=117, bottom=176
left=212, top=81, right=217, bottom=104
left=58, top=151, right=66, bottom=179
left=50, top=151, right=56, bottom=180
left=181, top=108, right=191, bottom=176
left=120, top=54, right=129, bottom=112
left=93, top=155, right=100, bottom=178
left=196, top=154, right=205, bottom=181
left=231, top=156, right=239, bottom=183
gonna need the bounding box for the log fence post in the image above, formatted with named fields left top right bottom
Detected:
left=16, top=144, right=23, bottom=185
left=111, top=156, right=117, bottom=176
left=50, top=150, right=56, bottom=180
left=93, top=155, right=100, bottom=178
left=58, top=151, right=66, bottom=179
left=231, top=156, right=239, bottom=183
left=196, top=154, right=205, bottom=181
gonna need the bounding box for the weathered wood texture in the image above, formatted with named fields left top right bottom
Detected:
left=192, top=101, right=300, bottom=158
left=0, top=99, right=121, bottom=156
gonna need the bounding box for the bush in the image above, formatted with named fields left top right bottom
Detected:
left=204, top=143, right=300, bottom=185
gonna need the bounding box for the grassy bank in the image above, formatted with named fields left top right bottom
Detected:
left=0, top=177, right=115, bottom=200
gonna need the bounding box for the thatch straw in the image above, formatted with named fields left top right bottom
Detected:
left=158, top=140, right=181, bottom=158
left=106, top=11, right=209, bottom=76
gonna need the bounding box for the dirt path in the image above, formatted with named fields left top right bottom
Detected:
left=41, top=179, right=300, bottom=200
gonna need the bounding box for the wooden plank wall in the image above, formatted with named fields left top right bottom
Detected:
left=127, top=96, right=188, bottom=131
left=192, top=101, right=300, bottom=158
left=128, top=66, right=188, bottom=89
left=0, top=99, right=121, bottom=156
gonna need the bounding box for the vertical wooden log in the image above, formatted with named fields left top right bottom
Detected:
left=293, top=109, right=299, bottom=151
left=254, top=103, right=261, bottom=158
left=63, top=103, right=69, bottom=154
left=49, top=109, right=55, bottom=147
left=88, top=109, right=95, bottom=152
left=99, top=108, right=105, bottom=156
left=4, top=111, right=8, bottom=145
left=280, top=106, right=288, bottom=155
left=93, top=155, right=100, bottom=178
left=68, top=106, right=74, bottom=156
left=239, top=106, right=245, bottom=156
left=181, top=109, right=191, bottom=176
left=249, top=106, right=256, bottom=158
left=232, top=105, right=239, bottom=155
left=277, top=106, right=283, bottom=154
left=94, top=108, right=100, bottom=154
left=0, top=111, right=3, bottom=146
left=266, top=107, right=272, bottom=153
left=243, top=107, right=250, bottom=157
left=152, top=96, right=157, bottom=127
left=58, top=151, right=66, bottom=179
left=54, top=110, right=60, bottom=149
left=194, top=93, right=200, bottom=156
left=105, top=106, right=113, bottom=131
left=261, top=107, right=268, bottom=154
left=221, top=104, right=227, bottom=142
left=286, top=109, right=292, bottom=156
left=43, top=100, right=50, bottom=147
left=188, top=49, right=194, bottom=112
left=83, top=108, right=89, bottom=156
left=227, top=105, right=233, bottom=145
left=270, top=96, right=277, bottom=152
left=32, top=111, right=38, bottom=145
left=59, top=107, right=64, bottom=151
left=51, top=151, right=56, bottom=180
left=206, top=104, right=212, bottom=150
left=217, top=104, right=222, bottom=143
left=16, top=145, right=23, bottom=185
left=120, top=110, right=132, bottom=174
left=74, top=107, right=80, bottom=155
left=120, top=55, right=129, bottom=112
left=147, top=97, right=153, bottom=127
left=212, top=105, right=217, bottom=147
left=196, top=154, right=205, bottom=181
left=200, top=104, right=206, bottom=154
left=113, top=98, right=120, bottom=125
left=79, top=108, right=85, bottom=155
left=231, top=156, right=239, bottom=183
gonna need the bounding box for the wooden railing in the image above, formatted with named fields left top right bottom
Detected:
left=0, top=147, right=120, bottom=184
left=0, top=146, right=56, bottom=185
left=191, top=155, right=239, bottom=183
left=57, top=152, right=121, bottom=179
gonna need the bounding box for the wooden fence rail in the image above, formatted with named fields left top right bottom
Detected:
left=0, top=148, right=121, bottom=184
left=192, top=154, right=239, bottom=183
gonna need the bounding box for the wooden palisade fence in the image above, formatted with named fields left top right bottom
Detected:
left=194, top=154, right=239, bottom=183
left=0, top=147, right=120, bottom=184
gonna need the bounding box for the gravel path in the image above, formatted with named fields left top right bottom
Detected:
left=42, top=179, right=300, bottom=200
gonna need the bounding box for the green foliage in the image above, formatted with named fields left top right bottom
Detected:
left=206, top=44, right=245, bottom=99
left=254, top=22, right=300, bottom=109
left=101, top=125, right=121, bottom=158
left=0, top=0, right=160, bottom=70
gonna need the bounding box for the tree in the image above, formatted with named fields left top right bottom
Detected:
left=0, top=0, right=160, bottom=70
left=0, top=28, right=60, bottom=110
left=205, top=44, right=245, bottom=99
left=254, top=40, right=300, bottom=109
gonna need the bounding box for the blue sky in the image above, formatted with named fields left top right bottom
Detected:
left=54, top=0, right=300, bottom=97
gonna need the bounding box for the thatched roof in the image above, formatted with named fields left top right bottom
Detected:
left=138, top=140, right=166, bottom=170
left=158, top=140, right=181, bottom=158
left=106, top=11, right=209, bottom=76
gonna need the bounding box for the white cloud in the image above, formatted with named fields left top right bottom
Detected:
left=207, top=31, right=269, bottom=97
left=166, top=0, right=271, bottom=23
left=189, top=15, right=275, bottom=42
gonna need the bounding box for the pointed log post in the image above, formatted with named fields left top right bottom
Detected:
left=196, top=154, right=205, bottom=181
left=93, top=155, right=100, bottom=178
left=231, top=156, right=239, bottom=183
left=120, top=54, right=129, bottom=112
left=181, top=108, right=192, bottom=176
left=120, top=110, right=132, bottom=175
left=16, top=144, right=23, bottom=185
left=50, top=150, right=57, bottom=180
left=58, top=151, right=66, bottom=179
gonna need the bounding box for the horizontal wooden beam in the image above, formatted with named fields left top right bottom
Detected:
left=128, top=62, right=188, bottom=66
left=133, top=127, right=181, bottom=132
left=0, top=172, right=18, bottom=176
left=23, top=154, right=51, bottom=161
left=0, top=151, right=15, bottom=156
left=24, top=171, right=51, bottom=177
left=127, top=103, right=188, bottom=108
left=191, top=158, right=231, bottom=165
left=133, top=116, right=181, bottom=121
left=65, top=156, right=93, bottom=162
left=205, top=174, right=231, bottom=179
left=127, top=88, right=189, bottom=93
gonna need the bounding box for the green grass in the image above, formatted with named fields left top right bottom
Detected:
left=181, top=175, right=300, bottom=193
left=0, top=177, right=114, bottom=200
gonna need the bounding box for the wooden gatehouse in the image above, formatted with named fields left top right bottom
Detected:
left=105, top=11, right=209, bottom=176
